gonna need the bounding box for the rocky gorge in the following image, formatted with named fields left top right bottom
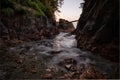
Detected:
left=0, top=0, right=119, bottom=79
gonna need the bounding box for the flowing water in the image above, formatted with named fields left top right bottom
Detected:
left=1, top=32, right=118, bottom=79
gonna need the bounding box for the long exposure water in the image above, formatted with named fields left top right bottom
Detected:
left=2, top=32, right=118, bottom=79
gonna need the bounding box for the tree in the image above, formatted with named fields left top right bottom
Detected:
left=0, top=0, right=64, bottom=17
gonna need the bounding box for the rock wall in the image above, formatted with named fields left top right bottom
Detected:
left=0, top=15, right=59, bottom=46
left=74, top=0, right=119, bottom=62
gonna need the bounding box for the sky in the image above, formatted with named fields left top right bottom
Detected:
left=55, top=0, right=84, bottom=28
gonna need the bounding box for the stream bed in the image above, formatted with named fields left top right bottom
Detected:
left=0, top=32, right=119, bottom=79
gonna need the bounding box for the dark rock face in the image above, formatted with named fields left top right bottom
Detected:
left=0, top=15, right=59, bottom=46
left=57, top=19, right=75, bottom=32
left=74, top=0, right=119, bottom=62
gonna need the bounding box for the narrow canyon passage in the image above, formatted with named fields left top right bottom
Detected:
left=0, top=0, right=119, bottom=79
left=0, top=32, right=118, bottom=79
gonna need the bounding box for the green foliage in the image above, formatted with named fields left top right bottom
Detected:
left=1, top=8, right=14, bottom=15
left=0, top=0, right=64, bottom=17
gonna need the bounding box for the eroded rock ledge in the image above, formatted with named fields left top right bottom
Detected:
left=74, top=0, right=119, bottom=62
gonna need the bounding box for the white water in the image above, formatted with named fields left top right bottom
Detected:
left=9, top=32, right=118, bottom=78
left=54, top=32, right=77, bottom=48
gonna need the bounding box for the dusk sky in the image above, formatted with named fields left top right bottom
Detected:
left=55, top=0, right=84, bottom=27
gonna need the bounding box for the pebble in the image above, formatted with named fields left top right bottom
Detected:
left=65, top=64, right=72, bottom=69
left=42, top=73, right=52, bottom=79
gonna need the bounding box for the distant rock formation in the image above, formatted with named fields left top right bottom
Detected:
left=57, top=19, right=75, bottom=32
left=74, top=0, right=119, bottom=62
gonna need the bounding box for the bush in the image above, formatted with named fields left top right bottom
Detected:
left=1, top=7, right=14, bottom=15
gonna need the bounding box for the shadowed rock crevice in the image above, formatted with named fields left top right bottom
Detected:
left=73, top=0, right=119, bottom=62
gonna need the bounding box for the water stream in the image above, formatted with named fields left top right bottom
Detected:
left=3, top=32, right=118, bottom=79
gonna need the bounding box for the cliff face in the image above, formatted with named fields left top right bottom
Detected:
left=74, top=0, right=119, bottom=62
left=0, top=0, right=64, bottom=47
left=0, top=15, right=59, bottom=47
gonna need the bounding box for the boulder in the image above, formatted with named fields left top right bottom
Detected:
left=80, top=66, right=106, bottom=79
left=57, top=19, right=75, bottom=32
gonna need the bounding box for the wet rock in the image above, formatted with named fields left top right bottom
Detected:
left=69, top=65, right=77, bottom=72
left=31, top=67, right=38, bottom=73
left=0, top=39, right=6, bottom=48
left=34, top=56, right=38, bottom=60
left=16, top=55, right=24, bottom=64
left=58, top=19, right=75, bottom=32
left=64, top=72, right=75, bottom=79
left=51, top=67, right=59, bottom=73
left=91, top=47, right=97, bottom=52
left=42, top=73, right=53, bottom=79
left=58, top=58, right=77, bottom=70
left=0, top=70, right=6, bottom=80
left=65, top=64, right=72, bottom=70
left=80, top=66, right=106, bottom=79
left=64, top=58, right=77, bottom=65
left=48, top=51, right=62, bottom=54
left=57, top=76, right=65, bottom=79
left=45, top=69, right=51, bottom=72
left=77, top=64, right=85, bottom=73
left=58, top=58, right=78, bottom=72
